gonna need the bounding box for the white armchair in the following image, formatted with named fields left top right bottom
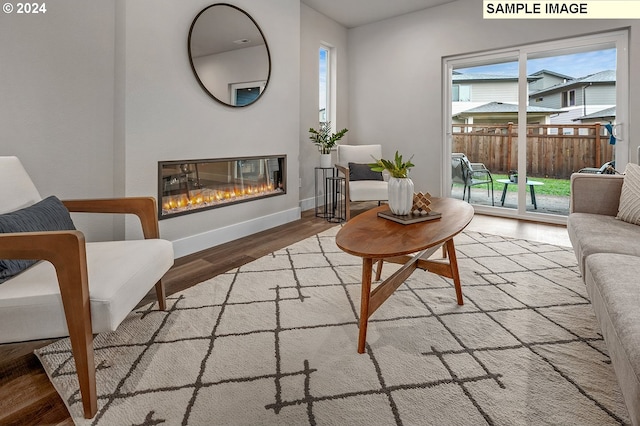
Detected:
left=0, top=156, right=174, bottom=419
left=336, top=144, right=388, bottom=220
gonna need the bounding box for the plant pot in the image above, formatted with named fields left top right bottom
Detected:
left=319, top=153, right=332, bottom=168
left=388, top=177, right=414, bottom=216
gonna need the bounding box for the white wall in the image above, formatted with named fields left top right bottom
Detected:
left=1, top=0, right=301, bottom=256
left=299, top=4, right=349, bottom=209
left=120, top=0, right=301, bottom=256
left=0, top=1, right=117, bottom=240
left=348, top=0, right=640, bottom=196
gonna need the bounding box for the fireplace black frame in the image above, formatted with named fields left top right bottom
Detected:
left=158, top=155, right=286, bottom=220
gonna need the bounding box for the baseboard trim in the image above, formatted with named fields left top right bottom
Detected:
left=299, top=196, right=316, bottom=212
left=171, top=207, right=301, bottom=258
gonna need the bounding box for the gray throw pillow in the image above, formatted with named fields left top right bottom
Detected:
left=617, top=163, right=640, bottom=225
left=0, top=196, right=76, bottom=284
left=349, top=163, right=383, bottom=181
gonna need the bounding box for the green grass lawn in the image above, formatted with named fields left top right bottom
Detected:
left=492, top=174, right=570, bottom=196
left=454, top=175, right=571, bottom=197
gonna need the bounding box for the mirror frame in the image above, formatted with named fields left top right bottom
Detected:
left=188, top=3, right=271, bottom=107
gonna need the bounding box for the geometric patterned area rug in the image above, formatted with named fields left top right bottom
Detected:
left=36, top=228, right=631, bottom=425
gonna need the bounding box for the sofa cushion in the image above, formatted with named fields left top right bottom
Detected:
left=567, top=212, right=640, bottom=276
left=584, top=253, right=640, bottom=424
left=617, top=163, right=640, bottom=225
left=0, top=238, right=174, bottom=343
left=349, top=163, right=383, bottom=181
left=0, top=196, right=76, bottom=284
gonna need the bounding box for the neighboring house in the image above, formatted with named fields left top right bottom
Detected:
left=529, top=70, right=616, bottom=124
left=453, top=101, right=566, bottom=127
left=576, top=106, right=616, bottom=123
left=452, top=71, right=564, bottom=126
left=319, top=107, right=326, bottom=122
left=575, top=106, right=617, bottom=139
left=452, top=72, right=520, bottom=117
left=528, top=69, right=574, bottom=92
left=453, top=69, right=615, bottom=128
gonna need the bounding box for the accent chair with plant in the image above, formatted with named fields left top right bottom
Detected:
left=335, top=144, right=388, bottom=221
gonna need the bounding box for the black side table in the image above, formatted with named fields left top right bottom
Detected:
left=325, top=176, right=346, bottom=223
left=315, top=167, right=335, bottom=219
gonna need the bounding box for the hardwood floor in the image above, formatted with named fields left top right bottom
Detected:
left=0, top=204, right=571, bottom=425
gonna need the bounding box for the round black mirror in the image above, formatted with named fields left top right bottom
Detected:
left=188, top=4, right=271, bottom=107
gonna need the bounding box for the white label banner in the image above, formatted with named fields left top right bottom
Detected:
left=483, top=1, right=640, bottom=19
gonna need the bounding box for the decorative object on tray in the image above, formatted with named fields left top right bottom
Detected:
left=377, top=191, right=441, bottom=224
left=377, top=209, right=441, bottom=224
left=309, top=121, right=348, bottom=168
left=369, top=150, right=415, bottom=215
left=411, top=191, right=432, bottom=215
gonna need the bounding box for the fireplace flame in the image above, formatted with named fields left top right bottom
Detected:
left=162, top=184, right=283, bottom=216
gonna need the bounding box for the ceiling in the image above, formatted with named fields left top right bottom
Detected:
left=301, top=0, right=457, bottom=28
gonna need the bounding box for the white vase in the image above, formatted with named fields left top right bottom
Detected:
left=319, top=153, right=332, bottom=168
left=388, top=177, right=414, bottom=216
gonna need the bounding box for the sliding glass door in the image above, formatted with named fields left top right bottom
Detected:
left=450, top=54, right=520, bottom=212
left=444, top=30, right=628, bottom=223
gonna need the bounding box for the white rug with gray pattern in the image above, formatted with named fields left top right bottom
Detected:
left=36, top=228, right=630, bottom=425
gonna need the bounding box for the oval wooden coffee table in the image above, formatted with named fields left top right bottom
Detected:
left=335, top=197, right=474, bottom=353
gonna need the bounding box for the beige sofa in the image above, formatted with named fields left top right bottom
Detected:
left=567, top=173, right=640, bottom=425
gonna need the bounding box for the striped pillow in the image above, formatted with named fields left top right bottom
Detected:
left=617, top=163, right=640, bottom=225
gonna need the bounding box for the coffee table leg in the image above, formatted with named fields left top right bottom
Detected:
left=445, top=239, right=464, bottom=305
left=375, top=259, right=384, bottom=281
left=358, top=258, right=373, bottom=353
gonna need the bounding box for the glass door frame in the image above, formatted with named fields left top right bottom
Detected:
left=442, top=29, right=629, bottom=225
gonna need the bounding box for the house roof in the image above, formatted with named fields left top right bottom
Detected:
left=455, top=101, right=565, bottom=116
left=574, top=106, right=616, bottom=121
left=452, top=73, right=518, bottom=82
left=529, top=70, right=616, bottom=96
left=453, top=72, right=547, bottom=83
left=528, top=69, right=574, bottom=80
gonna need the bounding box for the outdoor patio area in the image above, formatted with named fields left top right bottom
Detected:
left=450, top=185, right=570, bottom=216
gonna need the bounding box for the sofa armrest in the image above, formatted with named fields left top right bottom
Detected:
left=570, top=173, right=624, bottom=216
left=62, top=197, right=159, bottom=239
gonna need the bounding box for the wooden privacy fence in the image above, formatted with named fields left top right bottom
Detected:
left=452, top=123, right=615, bottom=179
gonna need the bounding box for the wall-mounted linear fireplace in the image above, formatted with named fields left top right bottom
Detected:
left=158, top=155, right=286, bottom=219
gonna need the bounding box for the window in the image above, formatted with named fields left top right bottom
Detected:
left=230, top=81, right=266, bottom=107
left=561, top=89, right=576, bottom=107
left=319, top=46, right=330, bottom=123
left=452, top=84, right=471, bottom=101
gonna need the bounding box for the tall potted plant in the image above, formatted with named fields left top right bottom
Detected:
left=309, top=122, right=348, bottom=168
left=369, top=151, right=415, bottom=215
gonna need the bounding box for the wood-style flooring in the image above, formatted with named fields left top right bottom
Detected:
left=0, top=204, right=570, bottom=425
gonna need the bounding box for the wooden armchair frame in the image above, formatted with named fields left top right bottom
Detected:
left=335, top=164, right=387, bottom=221
left=334, top=164, right=353, bottom=220
left=0, top=197, right=166, bottom=419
